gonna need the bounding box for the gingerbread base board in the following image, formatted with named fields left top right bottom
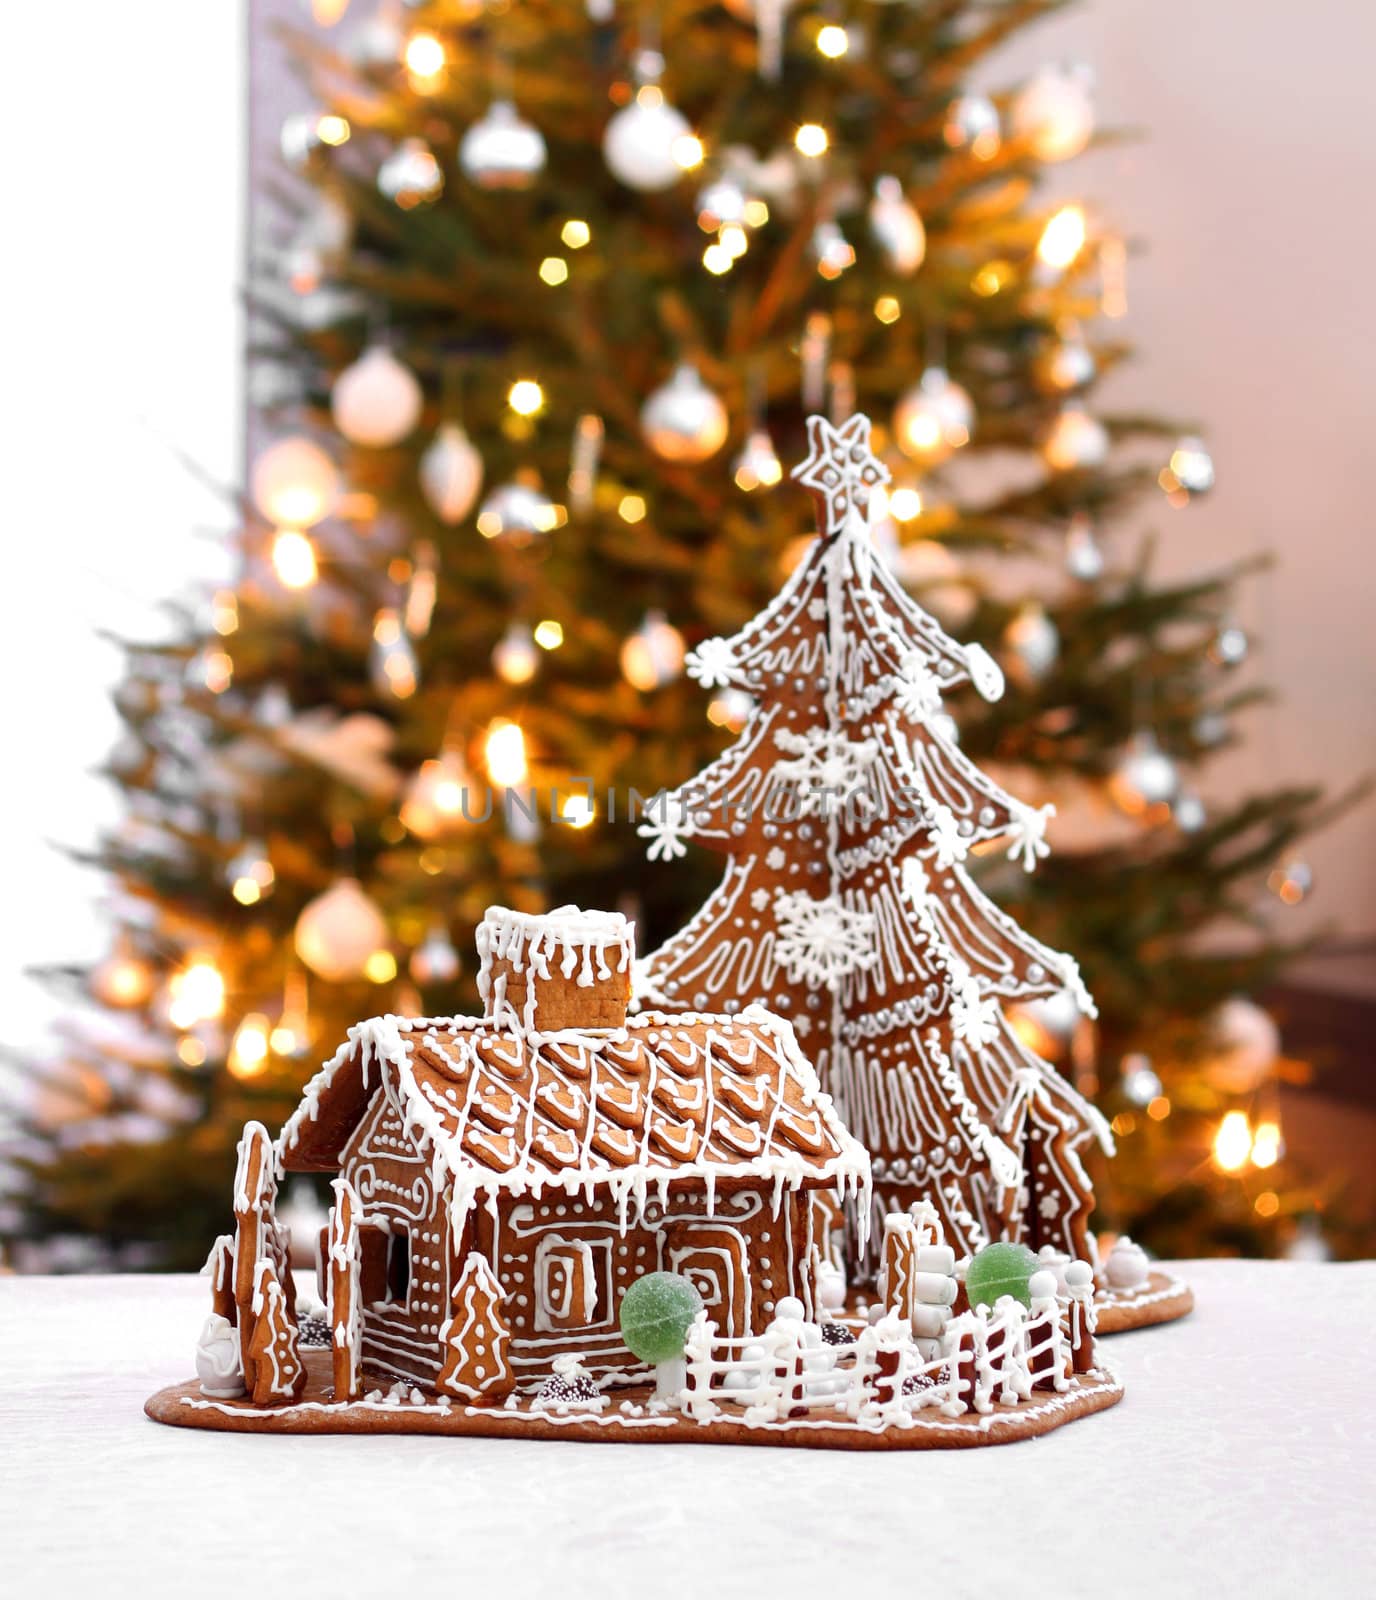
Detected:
left=1093, top=1271, right=1194, bottom=1334
left=146, top=1351, right=1122, bottom=1451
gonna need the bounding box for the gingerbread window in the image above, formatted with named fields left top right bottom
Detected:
left=533, top=1236, right=611, bottom=1332
left=359, top=1223, right=410, bottom=1309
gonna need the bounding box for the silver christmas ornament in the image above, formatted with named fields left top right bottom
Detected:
left=1109, top=731, right=1179, bottom=814
left=1033, top=331, right=1097, bottom=394
left=868, top=176, right=925, bottom=276
left=419, top=421, right=484, bottom=523
left=379, top=138, right=444, bottom=208
left=331, top=346, right=423, bottom=448
left=1043, top=404, right=1109, bottom=472
left=641, top=365, right=729, bottom=462
left=1194, top=709, right=1229, bottom=747
left=476, top=478, right=559, bottom=541
left=1120, top=1053, right=1163, bottom=1107
left=493, top=623, right=539, bottom=685
left=943, top=94, right=1001, bottom=157
left=696, top=174, right=750, bottom=230
left=1003, top=601, right=1060, bottom=686
left=411, top=925, right=460, bottom=986
left=812, top=219, right=855, bottom=279
left=280, top=113, right=329, bottom=173
left=1065, top=515, right=1104, bottom=581
left=733, top=427, right=783, bottom=491
left=1211, top=622, right=1249, bottom=667
left=346, top=13, right=403, bottom=66
left=604, top=91, right=695, bottom=192
left=460, top=101, right=546, bottom=190
left=1167, top=435, right=1215, bottom=495
left=1173, top=791, right=1207, bottom=833
left=894, top=367, right=974, bottom=465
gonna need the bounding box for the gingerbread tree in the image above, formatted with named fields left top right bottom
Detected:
left=231, top=1120, right=293, bottom=1387
left=247, top=1258, right=306, bottom=1406
left=636, top=414, right=1111, bottom=1271
left=436, top=1253, right=514, bottom=1405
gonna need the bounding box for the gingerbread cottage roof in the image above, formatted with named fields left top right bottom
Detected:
left=278, top=1004, right=871, bottom=1236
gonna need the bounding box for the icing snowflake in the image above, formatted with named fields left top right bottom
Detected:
left=1038, top=1193, right=1062, bottom=1220
left=750, top=888, right=771, bottom=912
left=926, top=803, right=969, bottom=870
left=893, top=653, right=943, bottom=722
left=773, top=727, right=878, bottom=815
left=773, top=890, right=878, bottom=989
left=637, top=795, right=696, bottom=862
left=765, top=846, right=788, bottom=871
left=790, top=412, right=891, bottom=539
left=685, top=635, right=737, bottom=689
left=949, top=967, right=1001, bottom=1050
left=807, top=599, right=828, bottom=622
left=1007, top=800, right=1054, bottom=872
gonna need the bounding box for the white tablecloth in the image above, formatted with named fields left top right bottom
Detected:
left=2, top=1261, right=1370, bottom=1598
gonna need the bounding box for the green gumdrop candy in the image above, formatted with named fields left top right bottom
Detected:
left=965, top=1242, right=1039, bottom=1311
left=619, top=1271, right=704, bottom=1364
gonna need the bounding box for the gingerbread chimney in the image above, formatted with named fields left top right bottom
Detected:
left=475, top=906, right=635, bottom=1034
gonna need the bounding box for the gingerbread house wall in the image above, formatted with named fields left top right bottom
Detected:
left=477, top=1179, right=819, bottom=1392
left=338, top=1081, right=453, bottom=1388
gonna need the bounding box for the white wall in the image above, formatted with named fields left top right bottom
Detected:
left=1, top=4, right=244, bottom=1046
left=988, top=0, right=1376, bottom=986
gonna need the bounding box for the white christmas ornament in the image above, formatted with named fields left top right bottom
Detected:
left=1065, top=515, right=1104, bottom=581
left=331, top=347, right=423, bottom=448
left=1121, top=1053, right=1163, bottom=1106
left=1043, top=404, right=1109, bottom=472
left=1009, top=988, right=1082, bottom=1055
left=604, top=91, right=695, bottom=192
left=868, top=176, right=925, bottom=275
left=476, top=478, right=559, bottom=540
left=250, top=437, right=339, bottom=528
left=419, top=421, right=483, bottom=523
left=621, top=610, right=686, bottom=691
left=733, top=427, right=783, bottom=491
left=294, top=877, right=389, bottom=982
left=1109, top=731, right=1179, bottom=814
left=642, top=365, right=729, bottom=462
left=493, top=622, right=539, bottom=685
left=1174, top=791, right=1207, bottom=833
left=1011, top=63, right=1095, bottom=162
left=378, top=138, right=444, bottom=208
left=943, top=94, right=1000, bottom=156
left=1167, top=436, right=1215, bottom=495
left=411, top=923, right=461, bottom=985
left=894, top=368, right=973, bottom=464
left=460, top=101, right=546, bottom=190
left=1207, top=997, right=1281, bottom=1095
left=400, top=750, right=471, bottom=839
left=1003, top=601, right=1060, bottom=686
left=696, top=174, right=749, bottom=230
left=1034, top=331, right=1097, bottom=394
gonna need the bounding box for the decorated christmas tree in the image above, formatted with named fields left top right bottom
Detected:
left=638, top=413, right=1108, bottom=1265
left=5, top=0, right=1353, bottom=1269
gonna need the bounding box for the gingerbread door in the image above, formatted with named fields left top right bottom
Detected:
left=664, top=1223, right=751, bottom=1337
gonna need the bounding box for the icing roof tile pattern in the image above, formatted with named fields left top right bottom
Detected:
left=279, top=1006, right=871, bottom=1216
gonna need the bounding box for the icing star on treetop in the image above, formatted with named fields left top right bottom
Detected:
left=791, top=412, right=891, bottom=539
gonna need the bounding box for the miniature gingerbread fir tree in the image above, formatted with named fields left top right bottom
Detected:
left=247, top=1258, right=306, bottom=1406
left=436, top=1253, right=514, bottom=1404
left=636, top=414, right=1112, bottom=1271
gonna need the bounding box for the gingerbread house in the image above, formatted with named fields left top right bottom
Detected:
left=278, top=906, right=871, bottom=1395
